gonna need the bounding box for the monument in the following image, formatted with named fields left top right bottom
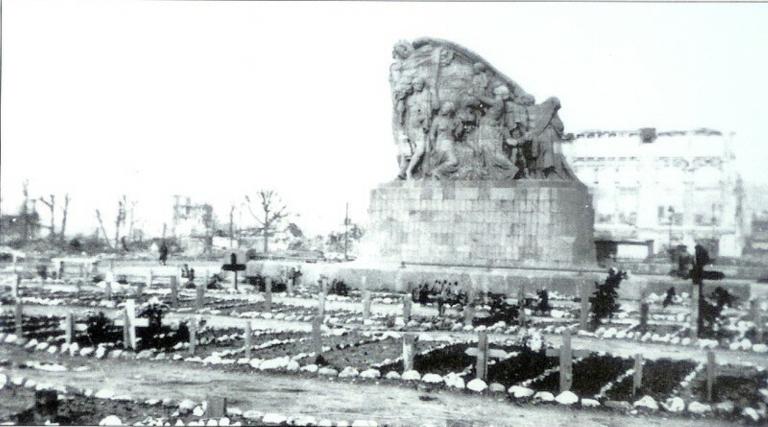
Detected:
left=349, top=38, right=598, bottom=293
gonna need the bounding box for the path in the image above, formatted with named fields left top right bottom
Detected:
left=0, top=346, right=741, bottom=427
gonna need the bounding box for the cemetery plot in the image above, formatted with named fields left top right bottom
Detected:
left=604, top=358, right=698, bottom=401
left=527, top=353, right=634, bottom=397
left=0, top=314, right=65, bottom=342
left=467, top=347, right=559, bottom=388
left=167, top=328, right=307, bottom=359
left=318, top=335, right=450, bottom=372
left=378, top=342, right=476, bottom=376
left=690, top=366, right=768, bottom=407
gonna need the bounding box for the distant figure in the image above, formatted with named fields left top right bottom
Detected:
left=663, top=287, right=676, bottom=308
left=159, top=242, right=169, bottom=266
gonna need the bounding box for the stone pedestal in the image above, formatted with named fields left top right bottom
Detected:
left=360, top=179, right=596, bottom=270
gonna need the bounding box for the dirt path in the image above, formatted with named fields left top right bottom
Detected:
left=0, top=347, right=741, bottom=427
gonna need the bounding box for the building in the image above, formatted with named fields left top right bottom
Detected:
left=562, top=128, right=747, bottom=260
left=171, top=195, right=215, bottom=255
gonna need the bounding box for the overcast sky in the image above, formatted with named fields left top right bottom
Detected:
left=2, top=1, right=767, bottom=238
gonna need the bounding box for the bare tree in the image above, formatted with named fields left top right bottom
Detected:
left=59, top=194, right=70, bottom=243
left=21, top=181, right=31, bottom=243
left=38, top=194, right=56, bottom=240
left=95, top=209, right=113, bottom=249
left=245, top=190, right=289, bottom=254
left=127, top=200, right=138, bottom=242
left=114, top=195, right=127, bottom=248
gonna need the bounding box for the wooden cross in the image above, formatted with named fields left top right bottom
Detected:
left=475, top=331, right=489, bottom=381
left=206, top=395, right=227, bottom=418
left=115, top=299, right=148, bottom=350
left=264, top=277, right=273, bottom=312
left=244, top=321, right=252, bottom=359
left=632, top=353, right=643, bottom=396
left=222, top=253, right=246, bottom=291
left=312, top=316, right=323, bottom=356
left=189, top=321, right=197, bottom=356
left=518, top=285, right=527, bottom=326
left=690, top=283, right=700, bottom=340
left=402, top=334, right=417, bottom=371
left=464, top=288, right=475, bottom=325
left=63, top=312, right=75, bottom=345
left=544, top=329, right=591, bottom=392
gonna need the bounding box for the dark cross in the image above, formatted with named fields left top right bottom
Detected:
left=545, top=329, right=591, bottom=392
left=222, top=253, right=246, bottom=291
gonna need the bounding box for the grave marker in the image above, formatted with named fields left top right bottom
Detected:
left=206, top=395, right=227, bottom=418
left=64, top=312, right=75, bottom=345
left=579, top=281, right=591, bottom=330
left=632, top=353, right=643, bottom=396
left=264, top=277, right=273, bottom=312
left=317, top=279, right=326, bottom=317
left=312, top=316, right=323, bottom=356
left=691, top=284, right=700, bottom=340
left=518, top=285, right=527, bottom=326
left=118, top=299, right=147, bottom=350
left=559, top=329, right=573, bottom=392
left=169, top=275, right=178, bottom=307
left=639, top=302, right=649, bottom=334
left=15, top=303, right=23, bottom=338
left=189, top=321, right=197, bottom=356
left=751, top=299, right=764, bottom=342
left=244, top=321, right=252, bottom=359
left=465, top=288, right=475, bottom=325
left=362, top=290, right=371, bottom=319
left=196, top=282, right=205, bottom=311
left=222, top=253, right=246, bottom=291
left=136, top=281, right=145, bottom=301
left=105, top=280, right=112, bottom=301
left=147, top=270, right=154, bottom=287
left=12, top=274, right=21, bottom=300
left=706, top=351, right=716, bottom=402
left=402, top=334, right=417, bottom=371
left=402, top=294, right=412, bottom=322
left=475, top=331, right=489, bottom=381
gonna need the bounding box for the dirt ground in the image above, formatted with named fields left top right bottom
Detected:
left=0, top=346, right=745, bottom=427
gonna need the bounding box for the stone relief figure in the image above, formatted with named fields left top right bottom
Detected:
left=523, top=97, right=576, bottom=180
left=471, top=85, right=519, bottom=179
left=388, top=38, right=580, bottom=182
left=427, top=101, right=462, bottom=179
left=404, top=77, right=437, bottom=179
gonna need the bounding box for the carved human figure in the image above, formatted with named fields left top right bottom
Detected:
left=393, top=83, right=414, bottom=179
left=472, top=85, right=519, bottom=179
left=389, top=41, right=414, bottom=89
left=470, top=62, right=491, bottom=97
left=404, top=77, right=436, bottom=179
left=506, top=94, right=535, bottom=178
left=523, top=97, right=575, bottom=180
left=428, top=101, right=462, bottom=179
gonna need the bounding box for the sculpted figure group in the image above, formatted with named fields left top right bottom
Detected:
left=390, top=39, right=575, bottom=181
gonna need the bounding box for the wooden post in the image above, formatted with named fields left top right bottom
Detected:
left=15, top=303, right=23, bottom=338
left=312, top=316, right=323, bottom=356
left=148, top=270, right=154, bottom=287
left=170, top=275, right=178, bottom=307
left=286, top=269, right=294, bottom=295
left=12, top=274, right=21, bottom=299
left=691, top=284, right=700, bottom=340
left=362, top=290, right=371, bottom=319
left=579, top=281, right=591, bottom=330
left=464, top=288, right=474, bottom=325
left=64, top=312, right=75, bottom=345
left=518, top=285, right=527, bottom=326
left=639, top=302, right=649, bottom=334
left=476, top=330, right=489, bottom=381
left=559, top=329, right=573, bottom=392
left=196, top=282, right=205, bottom=311
left=264, top=277, right=272, bottom=312
left=402, top=334, right=417, bottom=372
left=136, top=281, right=144, bottom=301
left=75, top=280, right=82, bottom=299
left=402, top=294, right=412, bottom=322
left=244, top=321, right=252, bottom=359
left=317, top=279, right=326, bottom=318
left=125, top=299, right=137, bottom=350
left=105, top=280, right=112, bottom=301
left=206, top=396, right=227, bottom=418
left=122, top=309, right=130, bottom=350
left=706, top=351, right=716, bottom=402
left=751, top=299, right=764, bottom=342
left=189, top=321, right=197, bottom=356
left=632, top=353, right=643, bottom=397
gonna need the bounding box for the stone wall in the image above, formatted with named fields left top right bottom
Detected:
left=360, top=179, right=597, bottom=269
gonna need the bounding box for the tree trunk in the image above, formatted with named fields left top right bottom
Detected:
left=96, top=210, right=113, bottom=249
left=263, top=211, right=269, bottom=254
left=60, top=195, right=70, bottom=243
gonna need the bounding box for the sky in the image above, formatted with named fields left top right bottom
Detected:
left=2, top=1, right=767, bottom=238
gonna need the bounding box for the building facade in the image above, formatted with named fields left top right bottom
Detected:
left=562, top=128, right=747, bottom=259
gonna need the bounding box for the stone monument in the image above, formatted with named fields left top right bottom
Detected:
left=349, top=38, right=598, bottom=293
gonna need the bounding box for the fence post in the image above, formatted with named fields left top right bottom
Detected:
left=312, top=316, right=323, bottom=357
left=476, top=330, right=489, bottom=381
left=402, top=334, right=417, bottom=372
left=559, top=329, right=573, bottom=392
left=580, top=281, right=591, bottom=330
left=706, top=351, right=716, bottom=402
left=244, top=321, right=252, bottom=359
left=264, top=277, right=273, bottom=312
left=170, top=275, right=178, bottom=307
left=632, top=353, right=643, bottom=396
left=13, top=274, right=21, bottom=300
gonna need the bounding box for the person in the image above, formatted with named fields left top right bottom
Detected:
left=159, top=241, right=169, bottom=266
left=428, top=101, right=461, bottom=179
